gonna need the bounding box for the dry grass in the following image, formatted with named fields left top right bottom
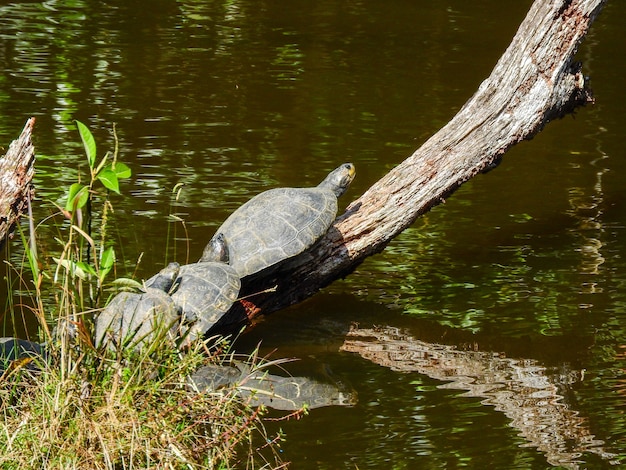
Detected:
left=0, top=337, right=285, bottom=469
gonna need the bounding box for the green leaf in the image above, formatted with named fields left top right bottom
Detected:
left=99, top=246, right=116, bottom=282
left=111, top=162, right=131, bottom=179
left=97, top=162, right=131, bottom=193
left=111, top=277, right=144, bottom=291
left=100, top=266, right=112, bottom=284
left=100, top=246, right=115, bottom=270
left=76, top=261, right=97, bottom=278
left=54, top=258, right=96, bottom=281
left=97, top=167, right=120, bottom=193
left=65, top=183, right=89, bottom=211
left=76, top=120, right=97, bottom=170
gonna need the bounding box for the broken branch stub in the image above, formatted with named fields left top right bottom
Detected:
left=0, top=118, right=36, bottom=248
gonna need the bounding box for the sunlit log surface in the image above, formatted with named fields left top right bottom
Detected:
left=340, top=325, right=618, bottom=469
left=223, top=0, right=607, bottom=325
left=0, top=118, right=35, bottom=248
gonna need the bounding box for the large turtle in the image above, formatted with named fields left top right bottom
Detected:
left=96, top=235, right=240, bottom=349
left=200, top=162, right=356, bottom=277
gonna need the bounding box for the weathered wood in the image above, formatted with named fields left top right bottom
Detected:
left=0, top=118, right=36, bottom=248
left=218, top=0, right=607, bottom=327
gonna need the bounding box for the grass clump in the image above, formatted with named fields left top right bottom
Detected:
left=0, top=121, right=286, bottom=469
left=0, top=340, right=283, bottom=469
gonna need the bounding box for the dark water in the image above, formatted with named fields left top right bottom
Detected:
left=1, top=1, right=626, bottom=468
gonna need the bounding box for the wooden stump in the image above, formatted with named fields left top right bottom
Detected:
left=0, top=118, right=36, bottom=248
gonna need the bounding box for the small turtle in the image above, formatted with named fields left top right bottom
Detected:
left=148, top=234, right=241, bottom=343
left=95, top=262, right=180, bottom=350
left=96, top=235, right=240, bottom=349
left=0, top=337, right=46, bottom=373
left=200, top=163, right=355, bottom=277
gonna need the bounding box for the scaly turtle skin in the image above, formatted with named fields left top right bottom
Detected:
left=200, top=163, right=356, bottom=277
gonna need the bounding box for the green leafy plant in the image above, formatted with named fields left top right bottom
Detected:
left=56, top=121, right=131, bottom=315
left=69, top=120, right=131, bottom=203
left=0, top=121, right=286, bottom=469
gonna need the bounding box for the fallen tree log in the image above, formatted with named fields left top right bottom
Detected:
left=214, top=0, right=607, bottom=329
left=0, top=118, right=36, bottom=249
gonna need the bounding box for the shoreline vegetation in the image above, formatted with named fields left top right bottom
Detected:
left=0, top=122, right=289, bottom=469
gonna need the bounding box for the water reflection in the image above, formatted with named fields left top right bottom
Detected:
left=341, top=324, right=617, bottom=469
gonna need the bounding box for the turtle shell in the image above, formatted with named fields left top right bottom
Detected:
left=201, top=163, right=355, bottom=277
left=170, top=262, right=241, bottom=341
left=212, top=187, right=337, bottom=277
left=95, top=289, right=179, bottom=350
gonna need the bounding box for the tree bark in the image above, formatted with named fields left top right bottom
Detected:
left=0, top=118, right=36, bottom=249
left=216, top=0, right=607, bottom=328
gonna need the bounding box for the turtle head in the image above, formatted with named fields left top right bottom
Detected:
left=146, top=261, right=180, bottom=292
left=318, top=163, right=355, bottom=198
left=201, top=233, right=230, bottom=264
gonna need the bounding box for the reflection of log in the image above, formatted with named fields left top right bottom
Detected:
left=0, top=118, right=36, bottom=248
left=340, top=325, right=617, bottom=469
left=227, top=0, right=607, bottom=321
